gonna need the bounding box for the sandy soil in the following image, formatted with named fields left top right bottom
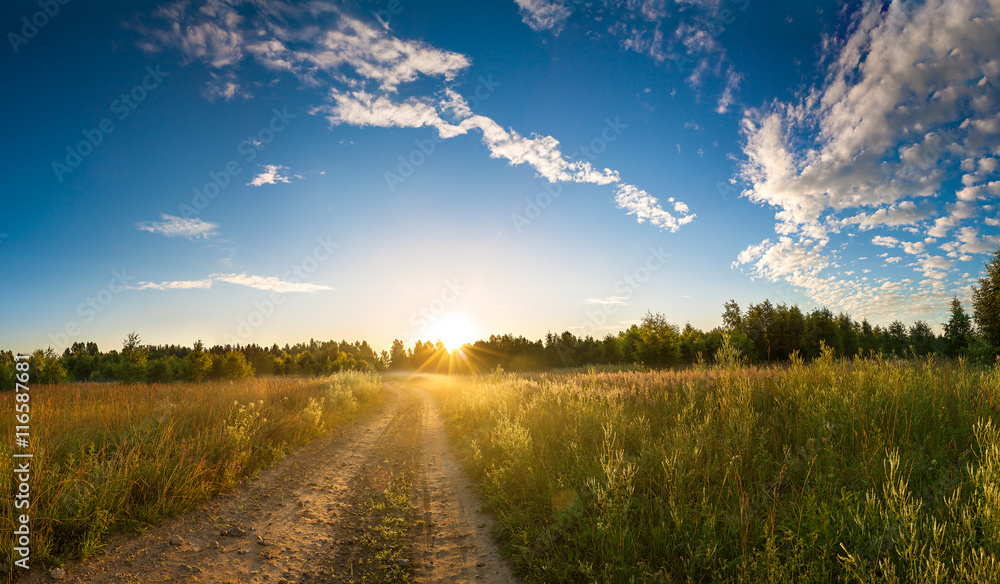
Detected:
left=19, top=382, right=517, bottom=584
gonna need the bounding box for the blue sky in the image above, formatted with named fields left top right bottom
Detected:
left=3, top=0, right=999, bottom=353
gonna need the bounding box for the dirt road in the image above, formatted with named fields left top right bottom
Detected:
left=22, top=382, right=517, bottom=584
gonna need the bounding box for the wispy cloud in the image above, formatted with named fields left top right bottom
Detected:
left=136, top=214, right=218, bottom=240
left=514, top=0, right=572, bottom=33
left=136, top=0, right=695, bottom=233
left=323, top=89, right=694, bottom=229
left=715, top=69, right=741, bottom=114
left=135, top=3, right=468, bottom=95
left=247, top=164, right=300, bottom=186
left=125, top=273, right=334, bottom=293
left=583, top=295, right=631, bottom=306
left=127, top=278, right=214, bottom=291
left=512, top=0, right=744, bottom=111
left=213, top=273, right=334, bottom=293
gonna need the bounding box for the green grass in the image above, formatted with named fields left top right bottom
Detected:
left=426, top=353, right=1000, bottom=582
left=344, top=468, right=413, bottom=584
left=0, top=373, right=382, bottom=569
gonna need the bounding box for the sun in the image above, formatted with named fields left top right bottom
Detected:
left=425, top=314, right=477, bottom=351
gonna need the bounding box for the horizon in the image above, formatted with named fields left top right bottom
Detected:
left=4, top=0, right=999, bottom=355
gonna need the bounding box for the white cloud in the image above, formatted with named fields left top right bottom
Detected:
left=248, top=164, right=300, bottom=186
left=583, top=295, right=630, bottom=305
left=949, top=226, right=1000, bottom=255
left=715, top=69, right=741, bottom=114
left=203, top=71, right=251, bottom=102
left=900, top=241, right=925, bottom=255
left=322, top=89, right=694, bottom=230
left=871, top=236, right=899, bottom=248
left=514, top=0, right=741, bottom=112
left=734, top=0, right=1000, bottom=324
left=138, top=0, right=693, bottom=232
left=126, top=279, right=214, bottom=291
left=136, top=214, right=218, bottom=240
left=213, top=273, right=334, bottom=293
left=135, top=2, right=246, bottom=68
left=837, top=200, right=934, bottom=231
left=614, top=184, right=695, bottom=232
left=125, top=272, right=334, bottom=293
left=741, top=0, right=1000, bottom=229
left=514, top=0, right=572, bottom=33
left=137, top=4, right=469, bottom=93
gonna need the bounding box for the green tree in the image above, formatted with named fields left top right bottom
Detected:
left=679, top=323, right=705, bottom=364
left=769, top=304, right=805, bottom=361
left=943, top=297, right=974, bottom=358
left=389, top=339, right=409, bottom=370
left=633, top=311, right=681, bottom=367
left=216, top=351, right=254, bottom=379
left=908, top=321, right=936, bottom=357
left=185, top=340, right=213, bottom=382
left=743, top=300, right=775, bottom=361
left=858, top=319, right=879, bottom=357
left=292, top=350, right=315, bottom=376
left=972, top=247, right=1000, bottom=355
left=804, top=308, right=840, bottom=359
left=722, top=299, right=742, bottom=333
left=838, top=313, right=860, bottom=358
left=0, top=351, right=14, bottom=390
left=147, top=358, right=171, bottom=383
left=32, top=348, right=67, bottom=384
left=119, top=332, right=147, bottom=383
left=885, top=321, right=909, bottom=358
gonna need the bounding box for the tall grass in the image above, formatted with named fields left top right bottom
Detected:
left=1, top=373, right=381, bottom=568
left=429, top=354, right=1000, bottom=582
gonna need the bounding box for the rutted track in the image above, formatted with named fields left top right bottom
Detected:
left=20, top=382, right=517, bottom=584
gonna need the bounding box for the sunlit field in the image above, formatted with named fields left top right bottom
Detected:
left=0, top=373, right=381, bottom=567
left=422, top=352, right=1000, bottom=583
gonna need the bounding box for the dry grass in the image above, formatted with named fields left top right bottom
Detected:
left=0, top=373, right=382, bottom=568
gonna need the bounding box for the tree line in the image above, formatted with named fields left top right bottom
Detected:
left=0, top=334, right=383, bottom=386
left=389, top=247, right=1000, bottom=371
left=4, top=248, right=999, bottom=383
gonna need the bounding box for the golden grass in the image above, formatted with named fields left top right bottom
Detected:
left=1, top=373, right=382, bottom=569
left=421, top=355, right=1000, bottom=582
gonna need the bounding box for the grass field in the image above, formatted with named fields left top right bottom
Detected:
left=425, top=352, right=1000, bottom=583
left=0, top=373, right=382, bottom=569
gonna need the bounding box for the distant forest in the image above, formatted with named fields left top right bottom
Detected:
left=3, top=247, right=999, bottom=384
left=0, top=297, right=995, bottom=386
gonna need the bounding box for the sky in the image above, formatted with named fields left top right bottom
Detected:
left=2, top=0, right=999, bottom=354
